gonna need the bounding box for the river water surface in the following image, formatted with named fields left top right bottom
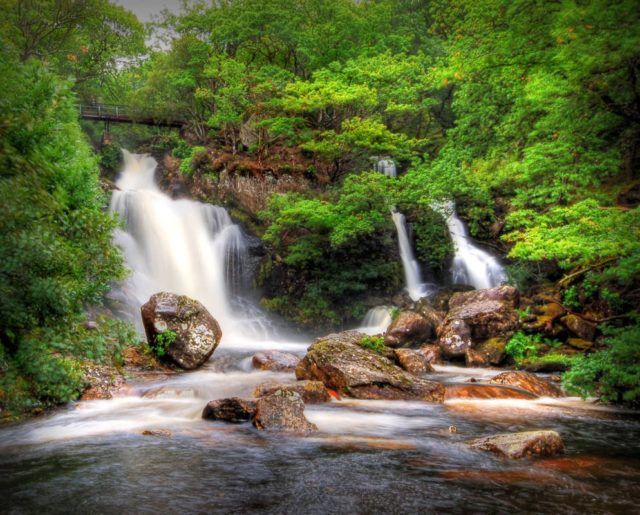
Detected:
left=2, top=153, right=638, bottom=514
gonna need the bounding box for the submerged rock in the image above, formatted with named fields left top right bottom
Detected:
left=468, top=430, right=564, bottom=459
left=438, top=285, right=519, bottom=358
left=252, top=350, right=300, bottom=372
left=384, top=311, right=434, bottom=348
left=444, top=383, right=537, bottom=400
left=202, top=398, right=257, bottom=423
left=141, top=292, right=222, bottom=370
left=253, top=380, right=331, bottom=404
left=252, top=391, right=317, bottom=433
left=394, top=348, right=434, bottom=375
left=296, top=331, right=445, bottom=401
left=489, top=371, right=564, bottom=398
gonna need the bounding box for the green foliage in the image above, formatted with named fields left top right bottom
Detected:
left=360, top=335, right=386, bottom=353
left=505, top=331, right=541, bottom=365
left=563, top=324, right=640, bottom=404
left=178, top=146, right=207, bottom=175
left=390, top=307, right=401, bottom=321
left=259, top=172, right=403, bottom=328
left=153, top=330, right=177, bottom=358
left=562, top=286, right=582, bottom=311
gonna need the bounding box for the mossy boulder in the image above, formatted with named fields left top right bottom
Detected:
left=141, top=292, right=222, bottom=370
left=296, top=331, right=445, bottom=401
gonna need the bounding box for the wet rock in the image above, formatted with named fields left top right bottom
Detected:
left=489, top=371, right=564, bottom=398
left=394, top=348, right=434, bottom=375
left=465, top=337, right=507, bottom=367
left=428, top=285, right=476, bottom=312
left=384, top=311, right=434, bottom=348
left=445, top=383, right=538, bottom=400
left=202, top=397, right=257, bottom=422
left=252, top=391, right=317, bottom=433
left=414, top=300, right=445, bottom=334
left=141, top=292, right=222, bottom=370
left=438, top=285, right=519, bottom=357
left=468, top=430, right=564, bottom=459
left=142, top=429, right=173, bottom=437
left=252, top=350, right=300, bottom=372
left=561, top=314, right=597, bottom=341
left=566, top=337, right=594, bottom=350
left=296, top=331, right=445, bottom=401
left=438, top=319, right=472, bottom=358
left=253, top=381, right=330, bottom=404
left=419, top=343, right=443, bottom=364
left=534, top=302, right=566, bottom=319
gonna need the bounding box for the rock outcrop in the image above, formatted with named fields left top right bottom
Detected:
left=252, top=391, right=317, bottom=433
left=489, top=371, right=564, bottom=398
left=384, top=311, right=435, bottom=348
left=468, top=430, right=564, bottom=459
left=464, top=337, right=508, bottom=367
left=202, top=398, right=256, bottom=422
left=296, top=331, right=445, bottom=401
left=438, top=285, right=519, bottom=358
left=252, top=350, right=300, bottom=372
left=253, top=380, right=331, bottom=404
left=141, top=292, right=222, bottom=370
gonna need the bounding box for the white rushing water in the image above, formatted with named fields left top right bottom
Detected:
left=359, top=306, right=393, bottom=335
left=109, top=150, right=293, bottom=348
left=391, top=209, right=433, bottom=301
left=376, top=158, right=397, bottom=177
left=438, top=202, right=507, bottom=290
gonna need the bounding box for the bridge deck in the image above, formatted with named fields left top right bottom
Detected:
left=78, top=104, right=184, bottom=128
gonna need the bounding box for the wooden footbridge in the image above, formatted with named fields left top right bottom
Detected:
left=77, top=104, right=185, bottom=128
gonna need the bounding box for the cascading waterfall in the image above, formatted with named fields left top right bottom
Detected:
left=359, top=306, right=393, bottom=335
left=438, top=202, right=507, bottom=290
left=391, top=209, right=433, bottom=301
left=376, top=158, right=397, bottom=177
left=110, top=150, right=272, bottom=343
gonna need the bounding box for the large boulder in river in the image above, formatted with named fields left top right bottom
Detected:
left=468, top=430, right=564, bottom=459
left=489, top=371, right=564, bottom=398
left=141, top=292, right=222, bottom=370
left=202, top=398, right=256, bottom=422
left=464, top=337, right=508, bottom=367
left=252, top=390, right=317, bottom=433
left=438, top=285, right=519, bottom=358
left=253, top=380, right=331, bottom=404
left=384, top=311, right=435, bottom=348
left=252, top=350, right=300, bottom=372
left=296, top=331, right=445, bottom=402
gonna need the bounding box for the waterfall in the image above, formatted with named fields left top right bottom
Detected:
left=359, top=306, right=393, bottom=335
left=109, top=150, right=272, bottom=344
left=438, top=202, right=507, bottom=290
left=391, top=209, right=433, bottom=301
left=376, top=158, right=397, bottom=177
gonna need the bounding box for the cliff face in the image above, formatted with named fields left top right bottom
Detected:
left=160, top=148, right=322, bottom=219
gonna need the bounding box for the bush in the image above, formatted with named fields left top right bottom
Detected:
left=563, top=324, right=640, bottom=404
left=360, top=335, right=385, bottom=353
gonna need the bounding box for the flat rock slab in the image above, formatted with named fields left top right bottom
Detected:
left=489, top=371, right=564, bottom=398
left=444, top=383, right=538, bottom=400
left=468, top=430, right=564, bottom=459
left=253, top=380, right=330, bottom=404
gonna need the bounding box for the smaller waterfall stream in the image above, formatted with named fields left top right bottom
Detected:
left=440, top=203, right=507, bottom=290
left=391, top=209, right=433, bottom=301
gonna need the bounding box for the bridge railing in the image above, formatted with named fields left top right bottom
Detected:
left=77, top=103, right=185, bottom=127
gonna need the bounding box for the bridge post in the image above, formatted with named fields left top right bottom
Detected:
left=101, top=119, right=112, bottom=146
